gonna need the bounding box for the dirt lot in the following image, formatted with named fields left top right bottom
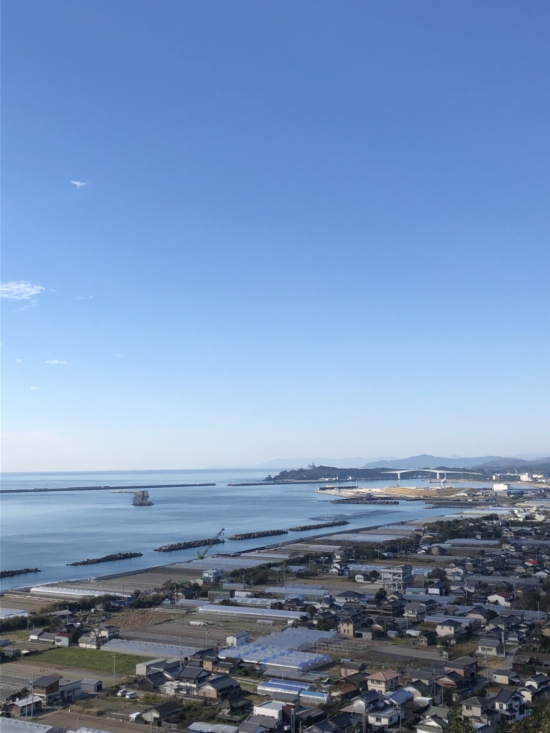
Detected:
left=0, top=594, right=54, bottom=613
left=40, top=710, right=148, bottom=733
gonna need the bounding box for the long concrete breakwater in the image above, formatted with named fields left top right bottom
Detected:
left=67, top=552, right=144, bottom=567
left=0, top=483, right=217, bottom=494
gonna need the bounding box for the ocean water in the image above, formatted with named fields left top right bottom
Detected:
left=0, top=468, right=474, bottom=591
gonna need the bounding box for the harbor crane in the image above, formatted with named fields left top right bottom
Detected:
left=196, top=528, right=225, bottom=560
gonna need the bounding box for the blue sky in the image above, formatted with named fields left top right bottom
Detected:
left=2, top=1, right=549, bottom=471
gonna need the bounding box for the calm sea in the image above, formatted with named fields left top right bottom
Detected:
left=0, top=468, right=474, bottom=591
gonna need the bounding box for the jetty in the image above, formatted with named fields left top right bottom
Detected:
left=68, top=552, right=143, bottom=567
left=154, top=537, right=225, bottom=553
left=228, top=529, right=288, bottom=541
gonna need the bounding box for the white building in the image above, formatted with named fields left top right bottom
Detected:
left=226, top=631, right=249, bottom=647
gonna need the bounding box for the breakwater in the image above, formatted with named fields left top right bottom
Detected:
left=0, top=567, right=41, bottom=579
left=330, top=498, right=399, bottom=504
left=1, top=483, right=216, bottom=494
left=68, top=552, right=143, bottom=566
left=154, top=537, right=225, bottom=553
left=228, top=529, right=288, bottom=540
left=288, top=520, right=349, bottom=531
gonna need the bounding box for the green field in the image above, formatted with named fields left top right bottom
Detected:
left=26, top=647, right=148, bottom=675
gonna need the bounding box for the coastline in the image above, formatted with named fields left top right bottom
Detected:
left=3, top=506, right=474, bottom=597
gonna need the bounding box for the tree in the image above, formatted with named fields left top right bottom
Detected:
left=443, top=709, right=475, bottom=733
left=510, top=700, right=550, bottom=733
left=374, top=588, right=387, bottom=604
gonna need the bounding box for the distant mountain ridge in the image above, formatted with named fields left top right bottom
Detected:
left=362, top=454, right=550, bottom=469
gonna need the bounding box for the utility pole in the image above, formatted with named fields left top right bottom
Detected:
left=30, top=675, right=34, bottom=718
left=113, top=653, right=116, bottom=686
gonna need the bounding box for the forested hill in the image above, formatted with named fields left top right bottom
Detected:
left=266, top=466, right=388, bottom=481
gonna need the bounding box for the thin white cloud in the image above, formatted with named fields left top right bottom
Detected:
left=70, top=180, right=88, bottom=188
left=16, top=358, right=22, bottom=363
left=29, top=386, right=39, bottom=391
left=1, top=281, right=45, bottom=300
left=45, top=360, right=66, bottom=365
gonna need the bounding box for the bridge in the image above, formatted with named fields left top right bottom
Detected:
left=379, top=468, right=481, bottom=480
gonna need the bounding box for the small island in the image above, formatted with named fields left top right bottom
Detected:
left=67, top=552, right=143, bottom=566
left=0, top=567, right=41, bottom=579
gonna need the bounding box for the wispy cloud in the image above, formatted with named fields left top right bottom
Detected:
left=16, top=358, right=22, bottom=363
left=70, top=180, right=88, bottom=188
left=30, top=386, right=39, bottom=391
left=1, top=281, right=45, bottom=300
left=45, top=360, right=66, bottom=365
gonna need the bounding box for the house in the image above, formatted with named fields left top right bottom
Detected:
left=525, top=673, right=549, bottom=692
left=366, top=670, right=400, bottom=694
left=493, top=669, right=521, bottom=685
left=477, top=635, right=505, bottom=657
left=334, top=591, right=365, bottom=604
left=411, top=669, right=435, bottom=687
left=78, top=632, right=104, bottom=649
left=348, top=690, right=385, bottom=714
left=33, top=674, right=62, bottom=698
left=435, top=672, right=464, bottom=690
left=199, top=675, right=241, bottom=700
left=418, top=631, right=437, bottom=646
left=519, top=673, right=550, bottom=702
left=404, top=602, right=427, bottom=622
left=179, top=665, right=210, bottom=683
left=6, top=696, right=43, bottom=717
left=436, top=619, right=464, bottom=638
left=306, top=712, right=353, bottom=733
left=97, top=623, right=120, bottom=639
left=443, top=657, right=477, bottom=686
left=489, top=688, right=530, bottom=723
left=461, top=696, right=500, bottom=727
left=139, top=671, right=172, bottom=692
left=141, top=701, right=180, bottom=725
left=513, top=655, right=536, bottom=673
left=341, top=660, right=366, bottom=678
left=487, top=592, right=515, bottom=608
left=54, top=632, right=71, bottom=647
left=50, top=609, right=75, bottom=623
left=367, top=704, right=403, bottom=729
left=427, top=581, right=448, bottom=596
left=415, top=712, right=449, bottom=733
